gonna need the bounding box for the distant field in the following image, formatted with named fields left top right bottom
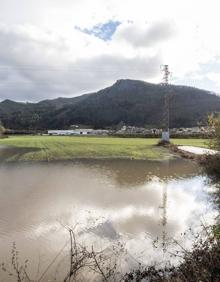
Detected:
left=0, top=135, right=209, bottom=162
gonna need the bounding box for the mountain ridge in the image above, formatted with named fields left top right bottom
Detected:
left=1, top=79, right=220, bottom=130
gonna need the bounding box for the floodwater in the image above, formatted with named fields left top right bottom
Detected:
left=0, top=152, right=216, bottom=281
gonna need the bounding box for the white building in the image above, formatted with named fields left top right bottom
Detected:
left=48, top=129, right=108, bottom=136
left=48, top=129, right=93, bottom=136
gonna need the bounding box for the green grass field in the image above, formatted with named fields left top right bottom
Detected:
left=0, top=135, right=209, bottom=162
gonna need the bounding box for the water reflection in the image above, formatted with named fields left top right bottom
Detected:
left=0, top=159, right=216, bottom=280
left=72, top=158, right=199, bottom=186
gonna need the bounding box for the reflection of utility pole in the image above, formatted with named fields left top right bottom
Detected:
left=161, top=65, right=171, bottom=143
left=159, top=160, right=170, bottom=253
left=160, top=185, right=167, bottom=253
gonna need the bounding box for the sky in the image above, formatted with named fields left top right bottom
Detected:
left=0, top=0, right=220, bottom=101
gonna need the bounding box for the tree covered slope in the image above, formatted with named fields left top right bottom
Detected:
left=1, top=79, right=220, bottom=129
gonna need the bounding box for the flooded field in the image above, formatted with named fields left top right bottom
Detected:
left=0, top=155, right=216, bottom=280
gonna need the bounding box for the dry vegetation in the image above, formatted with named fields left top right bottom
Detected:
left=1, top=224, right=219, bottom=282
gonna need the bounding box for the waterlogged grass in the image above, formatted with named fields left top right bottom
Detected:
left=0, top=136, right=165, bottom=161
left=0, top=135, right=209, bottom=162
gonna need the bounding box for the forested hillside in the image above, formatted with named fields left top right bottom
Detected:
left=1, top=79, right=220, bottom=130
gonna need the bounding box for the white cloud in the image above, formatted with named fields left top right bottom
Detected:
left=113, top=21, right=176, bottom=48
left=206, top=73, right=220, bottom=86
left=0, top=22, right=162, bottom=101
left=0, top=0, right=220, bottom=101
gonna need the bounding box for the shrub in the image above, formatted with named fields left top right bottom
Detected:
left=0, top=120, right=5, bottom=135
left=208, top=114, right=220, bottom=150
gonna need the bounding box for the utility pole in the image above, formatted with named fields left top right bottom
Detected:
left=161, top=65, right=171, bottom=142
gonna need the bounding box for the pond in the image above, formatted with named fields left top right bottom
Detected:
left=0, top=155, right=216, bottom=281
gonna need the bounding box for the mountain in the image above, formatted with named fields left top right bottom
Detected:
left=1, top=79, right=220, bottom=130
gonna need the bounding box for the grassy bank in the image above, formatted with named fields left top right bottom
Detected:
left=0, top=135, right=208, bottom=162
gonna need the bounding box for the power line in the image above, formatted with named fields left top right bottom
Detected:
left=0, top=65, right=150, bottom=72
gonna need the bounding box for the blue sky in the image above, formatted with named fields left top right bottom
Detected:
left=77, top=21, right=121, bottom=41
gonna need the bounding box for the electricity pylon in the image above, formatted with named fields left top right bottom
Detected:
left=161, top=65, right=171, bottom=142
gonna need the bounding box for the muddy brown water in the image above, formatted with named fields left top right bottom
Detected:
left=0, top=147, right=216, bottom=281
